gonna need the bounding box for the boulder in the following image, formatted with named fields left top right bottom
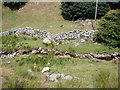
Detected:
left=113, top=57, right=120, bottom=64
left=42, top=67, right=50, bottom=73
left=74, top=43, right=79, bottom=47
left=44, top=72, right=49, bottom=77
left=41, top=49, right=47, bottom=54
left=6, top=61, right=11, bottom=64
left=64, top=75, right=72, bottom=80
left=84, top=54, right=93, bottom=59
left=56, top=43, right=59, bottom=45
left=42, top=51, right=48, bottom=55
left=1, top=51, right=8, bottom=55
left=7, top=54, right=14, bottom=59
left=116, top=53, right=120, bottom=57
left=74, top=77, right=80, bottom=79
left=28, top=69, right=32, bottom=73
left=22, top=51, right=29, bottom=55
left=60, top=73, right=65, bottom=79
left=65, top=51, right=70, bottom=55
left=0, top=52, right=2, bottom=56
left=13, top=52, right=16, bottom=56
left=94, top=54, right=113, bottom=60
left=47, top=62, right=50, bottom=65
left=81, top=39, right=85, bottom=43
left=38, top=47, right=42, bottom=51
left=54, top=50, right=61, bottom=55
left=1, top=55, right=7, bottom=59
left=31, top=50, right=39, bottom=54
left=49, top=73, right=60, bottom=82
left=69, top=53, right=76, bottom=58
left=43, top=38, right=51, bottom=44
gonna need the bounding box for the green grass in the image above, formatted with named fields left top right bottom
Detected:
left=15, top=37, right=120, bottom=54
left=1, top=35, right=119, bottom=54
left=1, top=2, right=119, bottom=88
left=56, top=42, right=119, bottom=54
left=2, top=3, right=120, bottom=34
left=2, top=55, right=118, bottom=88
left=2, top=2, right=99, bottom=34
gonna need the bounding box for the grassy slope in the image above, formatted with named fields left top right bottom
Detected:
left=1, top=3, right=119, bottom=88
left=1, top=36, right=119, bottom=54
left=22, top=38, right=119, bottom=54
left=2, top=56, right=118, bottom=88
left=2, top=2, right=96, bottom=34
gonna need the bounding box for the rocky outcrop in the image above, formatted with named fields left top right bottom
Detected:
left=90, top=53, right=113, bottom=60
left=0, top=47, right=120, bottom=63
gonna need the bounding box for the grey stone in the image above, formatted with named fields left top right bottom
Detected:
left=42, top=67, right=50, bottom=73
left=28, top=69, right=32, bottom=73
left=43, top=38, right=51, bottom=44
left=64, top=75, right=72, bottom=80
left=47, top=62, right=50, bottom=65
left=81, top=39, right=85, bottom=43
left=31, top=50, right=39, bottom=54
left=7, top=54, right=14, bottom=59
left=38, top=47, right=42, bottom=51
left=6, top=61, right=11, bottom=64
left=60, top=73, right=65, bottom=79
left=44, top=72, right=49, bottom=77
left=74, top=43, right=79, bottom=47
left=92, top=54, right=113, bottom=60
left=74, top=77, right=80, bottom=79
left=49, top=73, right=60, bottom=82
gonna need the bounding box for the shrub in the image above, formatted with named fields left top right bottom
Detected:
left=7, top=49, right=13, bottom=54
left=61, top=2, right=110, bottom=20
left=3, top=0, right=29, bottom=10
left=19, top=56, right=48, bottom=66
left=59, top=41, right=62, bottom=45
left=2, top=35, right=19, bottom=51
left=23, top=36, right=27, bottom=40
left=32, top=37, right=37, bottom=40
left=108, top=2, right=120, bottom=9
left=95, top=12, right=120, bottom=47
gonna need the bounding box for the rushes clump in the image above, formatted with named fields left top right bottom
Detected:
left=95, top=69, right=118, bottom=88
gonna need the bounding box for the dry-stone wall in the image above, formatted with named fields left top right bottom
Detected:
left=0, top=27, right=97, bottom=41
left=0, top=27, right=51, bottom=38
left=0, top=47, right=120, bottom=63
left=52, top=30, right=97, bottom=40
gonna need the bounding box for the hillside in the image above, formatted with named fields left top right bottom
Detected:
left=2, top=2, right=95, bottom=34
left=1, top=2, right=120, bottom=88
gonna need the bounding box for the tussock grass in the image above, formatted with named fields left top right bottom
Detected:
left=95, top=69, right=118, bottom=88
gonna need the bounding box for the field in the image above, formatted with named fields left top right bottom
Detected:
left=1, top=2, right=120, bottom=88
left=1, top=36, right=119, bottom=54
left=2, top=56, right=118, bottom=88
left=2, top=2, right=99, bottom=34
